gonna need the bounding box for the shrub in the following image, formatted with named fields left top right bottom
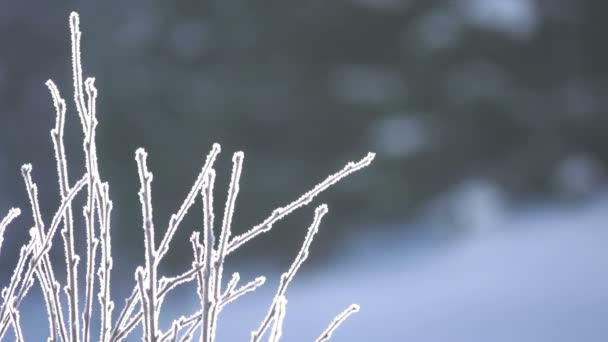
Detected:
left=0, top=12, right=374, bottom=342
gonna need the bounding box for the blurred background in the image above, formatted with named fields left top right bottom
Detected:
left=0, top=0, right=607, bottom=340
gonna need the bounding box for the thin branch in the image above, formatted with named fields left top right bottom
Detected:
left=200, top=169, right=216, bottom=342
left=112, top=150, right=374, bottom=342
left=178, top=315, right=202, bottom=342
left=222, top=273, right=239, bottom=300
left=0, top=174, right=88, bottom=339
left=227, top=152, right=375, bottom=255
left=0, top=237, right=35, bottom=339
left=269, top=296, right=287, bottom=342
left=158, top=318, right=182, bottom=342
left=167, top=320, right=179, bottom=342
left=71, top=12, right=102, bottom=342
left=98, top=182, right=114, bottom=342
left=82, top=77, right=100, bottom=342
left=9, top=301, right=24, bottom=342
left=189, top=232, right=205, bottom=342
left=251, top=204, right=328, bottom=342
left=136, top=268, right=151, bottom=341
left=207, top=152, right=243, bottom=341
left=69, top=12, right=89, bottom=131
left=112, top=144, right=221, bottom=341
left=315, top=304, right=360, bottom=342
left=109, top=288, right=139, bottom=342
left=47, top=78, right=81, bottom=342
left=21, top=167, right=54, bottom=341
left=111, top=263, right=206, bottom=342
left=157, top=143, right=221, bottom=261
left=136, top=148, right=159, bottom=342
left=0, top=208, right=20, bottom=256
left=219, top=276, right=266, bottom=308
left=159, top=310, right=200, bottom=342
left=21, top=164, right=68, bottom=342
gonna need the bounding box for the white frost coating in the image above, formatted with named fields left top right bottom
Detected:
left=315, top=304, right=360, bottom=342
left=207, top=151, right=244, bottom=341
left=69, top=12, right=89, bottom=131
left=223, top=272, right=240, bottom=298
left=269, top=296, right=287, bottom=342
left=135, top=148, right=161, bottom=342
left=0, top=208, right=20, bottom=256
left=46, top=77, right=81, bottom=342
left=0, top=174, right=87, bottom=340
left=112, top=146, right=372, bottom=341
left=68, top=12, right=104, bottom=342
left=0, top=238, right=35, bottom=339
left=0, top=10, right=373, bottom=342
left=220, top=276, right=266, bottom=308
left=201, top=168, right=217, bottom=342
left=21, top=164, right=68, bottom=342
left=251, top=204, right=329, bottom=342
left=9, top=302, right=24, bottom=342
left=98, top=182, right=114, bottom=342
left=157, top=143, right=221, bottom=262
left=227, top=152, right=375, bottom=255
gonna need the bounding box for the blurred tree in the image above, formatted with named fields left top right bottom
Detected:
left=1, top=0, right=607, bottom=267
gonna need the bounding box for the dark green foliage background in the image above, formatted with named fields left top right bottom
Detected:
left=0, top=0, right=606, bottom=270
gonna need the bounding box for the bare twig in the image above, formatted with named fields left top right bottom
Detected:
left=136, top=148, right=159, bottom=342
left=315, top=304, right=360, bottom=342
left=98, top=182, right=114, bottom=342
left=111, top=263, right=207, bottom=342
left=219, top=276, right=266, bottom=308
left=0, top=238, right=35, bottom=339
left=189, top=232, right=205, bottom=342
left=157, top=144, right=221, bottom=262
left=136, top=267, right=151, bottom=340
left=69, top=13, right=102, bottom=342
left=227, top=152, right=375, bottom=255
left=200, top=169, right=216, bottom=342
left=269, top=296, right=287, bottom=342
left=0, top=11, right=374, bottom=342
left=108, top=288, right=139, bottom=341
left=112, top=145, right=221, bottom=340
left=21, top=164, right=68, bottom=342
left=207, top=152, right=243, bottom=341
left=251, top=204, right=328, bottom=342
left=0, top=174, right=88, bottom=341
left=0, top=208, right=20, bottom=257
left=9, top=301, right=24, bottom=342
left=47, top=78, right=81, bottom=342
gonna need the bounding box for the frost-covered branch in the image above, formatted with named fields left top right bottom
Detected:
left=200, top=168, right=216, bottom=342
left=67, top=12, right=104, bottom=342
left=47, top=78, right=81, bottom=342
left=136, top=148, right=159, bottom=342
left=111, top=145, right=221, bottom=340
left=315, top=304, right=360, bottom=342
left=0, top=208, right=20, bottom=257
left=157, top=144, right=221, bottom=262
left=0, top=237, right=35, bottom=339
left=205, top=152, right=243, bottom=341
left=21, top=164, right=68, bottom=342
left=0, top=11, right=374, bottom=342
left=227, top=152, right=375, bottom=255
left=9, top=301, right=24, bottom=342
left=219, top=275, right=266, bottom=308
left=251, top=204, right=328, bottom=342
left=98, top=182, right=114, bottom=342
left=269, top=296, right=286, bottom=342
left=0, top=173, right=87, bottom=342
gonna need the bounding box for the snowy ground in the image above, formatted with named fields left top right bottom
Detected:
left=213, top=194, right=608, bottom=341
left=13, top=193, right=608, bottom=341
